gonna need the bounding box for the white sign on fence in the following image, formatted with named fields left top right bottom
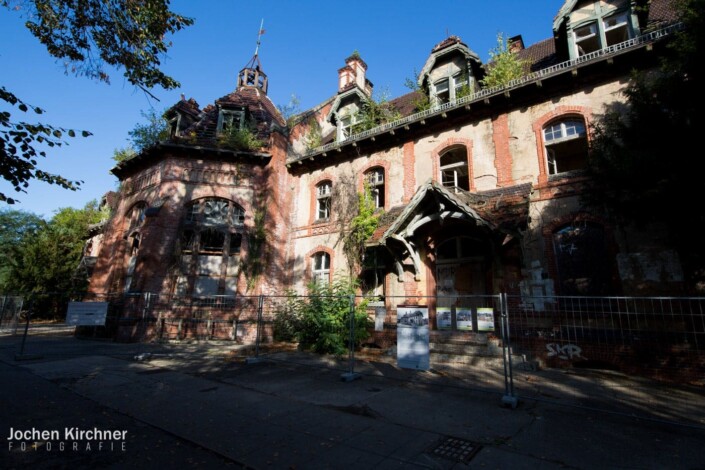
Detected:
left=396, top=305, right=430, bottom=370
left=65, top=302, right=109, bottom=326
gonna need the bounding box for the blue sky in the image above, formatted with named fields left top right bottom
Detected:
left=0, top=0, right=565, bottom=218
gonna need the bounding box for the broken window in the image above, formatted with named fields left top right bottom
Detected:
left=552, top=222, right=612, bottom=295
left=365, top=167, right=385, bottom=209
left=361, top=249, right=386, bottom=298
left=439, top=147, right=470, bottom=191
left=434, top=78, right=450, bottom=105
left=316, top=181, right=332, bottom=221
left=217, top=109, right=245, bottom=134
left=124, top=202, right=147, bottom=293
left=571, top=6, right=632, bottom=58
left=544, top=118, right=588, bottom=175
left=178, top=198, right=246, bottom=297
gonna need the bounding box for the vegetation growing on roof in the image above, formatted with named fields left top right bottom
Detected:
left=112, top=108, right=170, bottom=163
left=480, top=33, right=528, bottom=88
left=350, top=89, right=402, bottom=135
left=217, top=119, right=265, bottom=151
left=404, top=70, right=432, bottom=112
left=303, top=116, right=322, bottom=151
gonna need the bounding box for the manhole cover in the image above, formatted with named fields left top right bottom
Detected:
left=428, top=436, right=482, bottom=463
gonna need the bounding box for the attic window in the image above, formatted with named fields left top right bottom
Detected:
left=217, top=110, right=245, bottom=134
left=571, top=6, right=633, bottom=58
left=603, top=12, right=629, bottom=46
left=168, top=114, right=181, bottom=138
left=338, top=112, right=360, bottom=141
left=434, top=78, right=450, bottom=105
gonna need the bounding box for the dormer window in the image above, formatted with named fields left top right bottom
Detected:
left=570, top=4, right=633, bottom=58
left=217, top=110, right=245, bottom=134
left=168, top=114, right=181, bottom=138
left=603, top=12, right=629, bottom=46
left=432, top=74, right=470, bottom=106
left=337, top=112, right=360, bottom=141
left=434, top=78, right=450, bottom=104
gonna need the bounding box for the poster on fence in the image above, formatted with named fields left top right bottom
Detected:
left=66, top=302, right=108, bottom=326
left=436, top=307, right=452, bottom=330
left=477, top=307, right=495, bottom=332
left=456, top=307, right=473, bottom=330
left=396, top=305, right=429, bottom=370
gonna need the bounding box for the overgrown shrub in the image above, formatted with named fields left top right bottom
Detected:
left=273, top=279, right=370, bottom=355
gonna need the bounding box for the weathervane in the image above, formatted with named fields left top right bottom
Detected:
left=254, top=19, right=265, bottom=56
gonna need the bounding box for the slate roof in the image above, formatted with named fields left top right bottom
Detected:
left=648, top=0, right=681, bottom=28
left=173, top=86, right=286, bottom=148
left=516, top=38, right=559, bottom=73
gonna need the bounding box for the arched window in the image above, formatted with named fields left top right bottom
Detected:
left=124, top=202, right=147, bottom=293
left=177, top=198, right=245, bottom=297
left=439, top=147, right=470, bottom=191
left=543, top=118, right=588, bottom=175
left=365, top=167, right=385, bottom=209
left=316, top=181, right=332, bottom=221
left=312, top=252, right=331, bottom=285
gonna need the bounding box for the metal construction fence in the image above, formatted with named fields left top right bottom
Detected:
left=1, top=291, right=704, bottom=428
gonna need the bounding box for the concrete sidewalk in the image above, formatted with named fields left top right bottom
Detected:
left=1, top=334, right=704, bottom=469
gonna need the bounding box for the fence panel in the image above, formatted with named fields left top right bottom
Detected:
left=505, top=295, right=705, bottom=427
left=0, top=295, right=23, bottom=334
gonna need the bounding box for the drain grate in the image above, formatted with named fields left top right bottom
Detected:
left=428, top=436, right=482, bottom=463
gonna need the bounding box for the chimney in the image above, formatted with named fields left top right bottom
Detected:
left=337, top=51, right=371, bottom=96
left=508, top=35, right=524, bottom=53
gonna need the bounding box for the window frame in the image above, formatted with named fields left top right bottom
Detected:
left=365, top=167, right=385, bottom=210
left=439, top=147, right=470, bottom=192
left=178, top=198, right=246, bottom=297
left=217, top=109, right=245, bottom=135
left=315, top=181, right=332, bottom=221
left=311, top=252, right=331, bottom=285
left=543, top=118, right=588, bottom=176
left=570, top=6, right=633, bottom=58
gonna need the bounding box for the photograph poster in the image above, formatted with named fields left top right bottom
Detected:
left=436, top=307, right=452, bottom=330
left=456, top=307, right=473, bottom=330
left=477, top=307, right=495, bottom=332
left=396, top=305, right=430, bottom=370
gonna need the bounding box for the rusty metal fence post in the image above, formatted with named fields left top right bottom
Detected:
left=500, top=292, right=518, bottom=408
left=246, top=294, right=265, bottom=364
left=341, top=294, right=361, bottom=382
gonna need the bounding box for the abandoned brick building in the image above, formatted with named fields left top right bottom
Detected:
left=87, top=0, right=684, bottom=338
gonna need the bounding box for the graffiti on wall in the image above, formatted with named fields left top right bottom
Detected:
left=546, top=343, right=585, bottom=360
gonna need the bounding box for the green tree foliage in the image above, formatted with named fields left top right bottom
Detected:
left=303, top=116, right=322, bottom=151
left=3, top=201, right=102, bottom=308
left=112, top=108, right=170, bottom=163
left=112, top=146, right=137, bottom=164
left=342, top=183, right=380, bottom=275
left=480, top=33, right=527, bottom=88
left=0, top=208, right=43, bottom=290
left=277, top=94, right=301, bottom=127
left=351, top=90, right=401, bottom=134
left=586, top=0, right=704, bottom=288
left=404, top=71, right=432, bottom=112
left=217, top=120, right=264, bottom=152
left=1, top=0, right=192, bottom=203
left=273, top=279, right=369, bottom=355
